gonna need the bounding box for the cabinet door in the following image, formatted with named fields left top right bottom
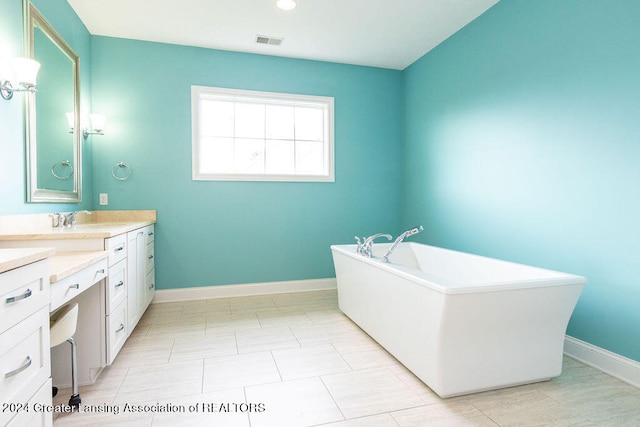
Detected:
left=6, top=378, right=52, bottom=427
left=0, top=308, right=50, bottom=426
left=106, top=259, right=127, bottom=314
left=106, top=299, right=127, bottom=365
left=126, top=230, right=144, bottom=334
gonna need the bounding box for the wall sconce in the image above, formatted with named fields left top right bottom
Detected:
left=67, top=113, right=107, bottom=139
left=84, top=114, right=106, bottom=139
left=0, top=57, right=41, bottom=100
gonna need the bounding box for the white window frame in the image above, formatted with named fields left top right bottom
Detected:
left=192, top=86, right=335, bottom=182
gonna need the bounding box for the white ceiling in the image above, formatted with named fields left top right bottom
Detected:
left=67, top=0, right=500, bottom=71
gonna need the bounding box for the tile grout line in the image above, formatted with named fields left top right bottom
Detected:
left=318, top=375, right=347, bottom=424
left=329, top=341, right=355, bottom=373
left=269, top=350, right=284, bottom=383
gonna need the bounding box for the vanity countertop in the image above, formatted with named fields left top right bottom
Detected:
left=0, top=247, right=56, bottom=274
left=50, top=251, right=109, bottom=283
left=0, top=221, right=154, bottom=241
left=0, top=210, right=156, bottom=241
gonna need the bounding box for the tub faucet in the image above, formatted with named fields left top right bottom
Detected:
left=355, top=233, right=393, bottom=257
left=382, top=225, right=424, bottom=263
left=363, top=233, right=392, bottom=257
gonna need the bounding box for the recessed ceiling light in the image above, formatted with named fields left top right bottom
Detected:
left=276, top=0, right=296, bottom=11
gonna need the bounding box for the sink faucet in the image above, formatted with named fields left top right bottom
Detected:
left=62, top=210, right=92, bottom=228
left=355, top=233, right=392, bottom=257
left=382, top=225, right=424, bottom=263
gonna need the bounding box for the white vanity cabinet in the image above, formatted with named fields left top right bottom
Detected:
left=126, top=225, right=155, bottom=335
left=0, top=212, right=156, bottom=373
left=0, top=257, right=52, bottom=427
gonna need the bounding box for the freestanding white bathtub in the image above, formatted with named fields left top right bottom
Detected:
left=331, top=242, right=586, bottom=398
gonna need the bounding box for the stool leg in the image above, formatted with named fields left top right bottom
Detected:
left=67, top=338, right=81, bottom=407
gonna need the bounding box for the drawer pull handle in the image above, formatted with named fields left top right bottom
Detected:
left=69, top=283, right=80, bottom=289
left=116, top=323, right=125, bottom=333
left=5, top=355, right=32, bottom=378
left=114, top=246, right=124, bottom=252
left=116, top=280, right=125, bottom=288
left=137, top=231, right=144, bottom=236
left=148, top=232, right=154, bottom=236
left=149, top=283, right=155, bottom=289
left=97, top=269, right=105, bottom=274
left=148, top=255, right=154, bottom=260
left=5, top=288, right=32, bottom=304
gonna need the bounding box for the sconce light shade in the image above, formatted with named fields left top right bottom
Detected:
left=11, top=57, right=40, bottom=86
left=82, top=113, right=107, bottom=139
left=90, top=114, right=106, bottom=132
left=66, top=112, right=75, bottom=130
left=1, top=57, right=41, bottom=100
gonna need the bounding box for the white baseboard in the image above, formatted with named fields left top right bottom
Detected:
left=564, top=335, right=640, bottom=388
left=152, top=278, right=337, bottom=303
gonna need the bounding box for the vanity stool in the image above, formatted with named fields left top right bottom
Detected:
left=50, top=303, right=81, bottom=408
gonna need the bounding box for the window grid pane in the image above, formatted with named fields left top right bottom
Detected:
left=193, top=86, right=333, bottom=182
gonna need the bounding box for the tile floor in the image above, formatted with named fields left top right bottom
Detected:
left=52, top=289, right=640, bottom=426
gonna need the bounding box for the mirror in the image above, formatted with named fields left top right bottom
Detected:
left=26, top=3, right=82, bottom=203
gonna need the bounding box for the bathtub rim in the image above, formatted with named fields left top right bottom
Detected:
left=330, top=243, right=586, bottom=295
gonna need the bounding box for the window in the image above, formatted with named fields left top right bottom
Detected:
left=192, top=86, right=334, bottom=182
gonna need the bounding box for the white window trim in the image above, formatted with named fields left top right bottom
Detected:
left=191, top=86, right=335, bottom=182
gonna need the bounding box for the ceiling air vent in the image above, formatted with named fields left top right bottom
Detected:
left=256, top=35, right=283, bottom=46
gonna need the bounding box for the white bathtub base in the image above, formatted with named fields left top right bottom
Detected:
left=332, top=243, right=585, bottom=398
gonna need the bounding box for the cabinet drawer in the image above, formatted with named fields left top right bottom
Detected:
left=145, top=244, right=154, bottom=275
left=144, top=225, right=155, bottom=245
left=145, top=269, right=155, bottom=292
left=50, top=258, right=108, bottom=312
left=0, top=260, right=50, bottom=335
left=144, top=269, right=155, bottom=308
left=106, top=259, right=127, bottom=314
left=0, top=308, right=50, bottom=426
left=6, top=378, right=52, bottom=427
left=106, top=234, right=127, bottom=266
left=106, top=299, right=127, bottom=365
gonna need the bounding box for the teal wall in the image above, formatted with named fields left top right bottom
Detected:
left=0, top=0, right=92, bottom=214
left=403, top=0, right=640, bottom=361
left=90, top=36, right=404, bottom=289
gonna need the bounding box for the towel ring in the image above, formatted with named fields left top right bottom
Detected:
left=51, top=160, right=74, bottom=179
left=112, top=162, right=131, bottom=181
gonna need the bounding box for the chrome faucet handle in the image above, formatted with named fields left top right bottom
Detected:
left=354, top=236, right=364, bottom=254
left=363, top=233, right=392, bottom=257
left=63, top=211, right=77, bottom=227
left=50, top=212, right=62, bottom=228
